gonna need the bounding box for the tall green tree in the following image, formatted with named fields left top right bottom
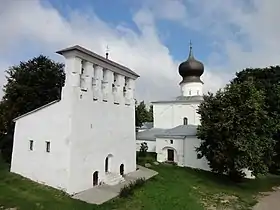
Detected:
left=232, top=66, right=280, bottom=172
left=147, top=105, right=153, bottom=122
left=135, top=101, right=153, bottom=127
left=135, top=101, right=149, bottom=127
left=0, top=55, right=65, bottom=162
left=197, top=80, right=276, bottom=180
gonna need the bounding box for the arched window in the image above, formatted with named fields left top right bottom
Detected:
left=183, top=117, right=188, bottom=125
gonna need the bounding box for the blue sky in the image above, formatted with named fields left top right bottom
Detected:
left=47, top=0, right=212, bottom=61
left=1, top=0, right=280, bottom=101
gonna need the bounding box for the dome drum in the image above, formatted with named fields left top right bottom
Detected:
left=179, top=76, right=203, bottom=85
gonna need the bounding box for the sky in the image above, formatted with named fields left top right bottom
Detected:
left=1, top=0, right=280, bottom=101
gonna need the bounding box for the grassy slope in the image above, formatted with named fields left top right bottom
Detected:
left=1, top=157, right=280, bottom=210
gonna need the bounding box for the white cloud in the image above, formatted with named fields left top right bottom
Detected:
left=142, top=0, right=187, bottom=21
left=156, top=0, right=280, bottom=90
left=3, top=0, right=278, bottom=102
left=0, top=1, right=182, bottom=101
left=184, top=0, right=280, bottom=70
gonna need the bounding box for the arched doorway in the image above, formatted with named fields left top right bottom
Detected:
left=93, top=171, right=98, bottom=186
left=120, top=164, right=124, bottom=176
left=105, top=154, right=113, bottom=173
left=183, top=117, right=188, bottom=125
left=162, top=146, right=177, bottom=163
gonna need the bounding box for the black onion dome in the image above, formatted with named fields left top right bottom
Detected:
left=179, top=43, right=204, bottom=83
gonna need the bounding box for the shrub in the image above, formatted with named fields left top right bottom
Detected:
left=0, top=153, right=9, bottom=171
left=134, top=177, right=145, bottom=188
left=139, top=142, right=148, bottom=157
left=119, top=177, right=146, bottom=198
left=119, top=184, right=133, bottom=198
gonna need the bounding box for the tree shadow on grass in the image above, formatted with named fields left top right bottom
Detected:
left=181, top=166, right=280, bottom=194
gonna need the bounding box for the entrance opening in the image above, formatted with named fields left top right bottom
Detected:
left=120, top=164, right=124, bottom=176
left=105, top=154, right=113, bottom=173
left=105, top=157, right=109, bottom=172
left=167, top=149, right=174, bottom=162
left=93, top=171, right=98, bottom=186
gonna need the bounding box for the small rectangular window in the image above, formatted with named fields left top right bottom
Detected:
left=46, top=141, right=50, bottom=153
left=29, top=140, right=33, bottom=151
left=170, top=140, right=173, bottom=144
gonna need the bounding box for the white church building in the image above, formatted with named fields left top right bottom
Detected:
left=10, top=45, right=139, bottom=194
left=136, top=45, right=254, bottom=178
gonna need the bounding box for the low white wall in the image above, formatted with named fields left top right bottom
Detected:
left=136, top=140, right=156, bottom=152
left=183, top=137, right=255, bottom=179
left=183, top=137, right=210, bottom=171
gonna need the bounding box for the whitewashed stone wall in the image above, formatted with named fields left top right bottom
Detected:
left=10, top=102, right=70, bottom=192
left=156, top=137, right=184, bottom=167
left=11, top=46, right=139, bottom=194
left=153, top=103, right=201, bottom=129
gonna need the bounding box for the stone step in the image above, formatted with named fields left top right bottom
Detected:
left=106, top=176, right=124, bottom=184
left=105, top=172, right=125, bottom=186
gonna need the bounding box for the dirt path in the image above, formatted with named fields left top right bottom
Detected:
left=253, top=189, right=280, bottom=210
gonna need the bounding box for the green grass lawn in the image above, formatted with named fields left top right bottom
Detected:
left=1, top=155, right=280, bottom=210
